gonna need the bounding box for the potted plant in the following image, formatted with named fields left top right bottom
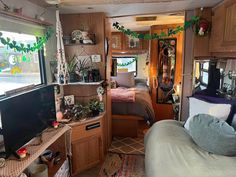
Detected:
left=67, top=56, right=78, bottom=83
left=88, top=99, right=104, bottom=117
left=76, top=58, right=91, bottom=82
left=72, top=103, right=91, bottom=120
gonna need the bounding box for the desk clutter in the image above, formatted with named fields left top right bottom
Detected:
left=0, top=126, right=71, bottom=177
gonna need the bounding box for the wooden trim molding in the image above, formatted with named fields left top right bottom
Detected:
left=0, top=10, right=53, bottom=26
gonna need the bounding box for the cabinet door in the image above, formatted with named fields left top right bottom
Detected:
left=71, top=136, right=101, bottom=175
left=223, top=2, right=236, bottom=45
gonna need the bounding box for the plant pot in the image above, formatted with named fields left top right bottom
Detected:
left=92, top=110, right=100, bottom=117
left=69, top=73, right=78, bottom=83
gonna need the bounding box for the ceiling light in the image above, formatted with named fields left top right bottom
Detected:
left=45, top=0, right=60, bottom=5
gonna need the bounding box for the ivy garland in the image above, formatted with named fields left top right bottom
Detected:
left=0, top=27, right=53, bottom=53
left=117, top=57, right=137, bottom=67
left=113, top=16, right=200, bottom=40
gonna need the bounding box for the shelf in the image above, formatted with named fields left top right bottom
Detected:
left=54, top=80, right=104, bottom=86
left=64, top=43, right=96, bottom=46
left=0, top=125, right=71, bottom=177
left=66, top=112, right=105, bottom=127
left=0, top=10, right=53, bottom=26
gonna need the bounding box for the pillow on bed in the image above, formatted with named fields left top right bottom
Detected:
left=189, top=114, right=236, bottom=156
left=184, top=97, right=231, bottom=130
left=112, top=72, right=135, bottom=88
left=110, top=80, right=117, bottom=89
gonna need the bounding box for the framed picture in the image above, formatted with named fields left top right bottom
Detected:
left=111, top=33, right=122, bottom=50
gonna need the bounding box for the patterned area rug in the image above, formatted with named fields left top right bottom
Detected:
left=109, top=137, right=144, bottom=155
left=99, top=153, right=145, bottom=177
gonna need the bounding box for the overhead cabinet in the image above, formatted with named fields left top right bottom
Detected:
left=210, top=0, right=236, bottom=54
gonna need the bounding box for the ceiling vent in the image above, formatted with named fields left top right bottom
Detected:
left=136, top=16, right=157, bottom=22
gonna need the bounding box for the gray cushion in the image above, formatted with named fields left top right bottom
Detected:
left=189, top=114, right=236, bottom=156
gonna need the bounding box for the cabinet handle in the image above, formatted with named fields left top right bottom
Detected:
left=86, top=122, right=100, bottom=130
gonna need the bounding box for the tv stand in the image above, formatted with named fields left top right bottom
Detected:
left=0, top=125, right=71, bottom=177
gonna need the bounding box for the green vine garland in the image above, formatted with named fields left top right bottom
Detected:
left=0, top=27, right=53, bottom=53
left=113, top=16, right=200, bottom=40
left=117, top=57, right=137, bottom=67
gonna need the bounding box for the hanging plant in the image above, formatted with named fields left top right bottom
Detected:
left=113, top=16, right=200, bottom=40
left=117, top=57, right=138, bottom=67
left=0, top=27, right=54, bottom=53
left=195, top=18, right=211, bottom=36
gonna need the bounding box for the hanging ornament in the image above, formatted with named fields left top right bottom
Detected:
left=195, top=18, right=211, bottom=36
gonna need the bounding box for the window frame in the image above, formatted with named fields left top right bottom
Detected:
left=112, top=56, right=138, bottom=76
left=0, top=35, right=47, bottom=99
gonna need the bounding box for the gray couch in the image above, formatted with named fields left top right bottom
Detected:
left=144, top=120, right=236, bottom=177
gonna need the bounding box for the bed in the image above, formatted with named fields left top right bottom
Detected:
left=144, top=120, right=236, bottom=177
left=111, top=81, right=155, bottom=137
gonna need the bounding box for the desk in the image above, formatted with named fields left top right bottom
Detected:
left=0, top=125, right=71, bottom=177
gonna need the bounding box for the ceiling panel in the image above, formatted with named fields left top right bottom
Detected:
left=28, top=0, right=223, bottom=17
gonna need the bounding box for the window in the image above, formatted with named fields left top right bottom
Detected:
left=113, top=57, right=137, bottom=76
left=0, top=31, right=45, bottom=95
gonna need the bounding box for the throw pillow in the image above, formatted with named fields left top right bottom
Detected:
left=189, top=114, right=236, bottom=156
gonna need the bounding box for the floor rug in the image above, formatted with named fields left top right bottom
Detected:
left=109, top=137, right=144, bottom=155
left=99, top=153, right=145, bottom=177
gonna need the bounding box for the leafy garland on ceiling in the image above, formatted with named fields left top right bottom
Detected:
left=113, top=16, right=199, bottom=66
left=117, top=57, right=138, bottom=67
left=0, top=27, right=53, bottom=53
left=113, top=16, right=200, bottom=40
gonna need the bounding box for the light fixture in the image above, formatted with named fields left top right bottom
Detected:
left=45, top=0, right=60, bottom=5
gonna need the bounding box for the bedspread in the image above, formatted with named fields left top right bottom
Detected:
left=111, top=83, right=155, bottom=125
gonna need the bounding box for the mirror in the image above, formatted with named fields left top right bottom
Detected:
left=156, top=38, right=177, bottom=104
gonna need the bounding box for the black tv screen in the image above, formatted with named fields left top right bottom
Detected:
left=0, top=85, right=56, bottom=157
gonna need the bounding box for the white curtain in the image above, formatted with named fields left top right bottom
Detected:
left=56, top=10, right=67, bottom=84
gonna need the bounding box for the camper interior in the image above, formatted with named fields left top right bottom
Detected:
left=0, top=0, right=236, bottom=177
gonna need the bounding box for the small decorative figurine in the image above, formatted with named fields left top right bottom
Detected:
left=52, top=121, right=59, bottom=128
left=17, top=147, right=27, bottom=159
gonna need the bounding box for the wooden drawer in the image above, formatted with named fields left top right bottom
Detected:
left=71, top=121, right=102, bottom=142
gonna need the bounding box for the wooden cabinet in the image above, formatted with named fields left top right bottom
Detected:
left=69, top=116, right=104, bottom=176
left=111, top=31, right=149, bottom=54
left=72, top=136, right=101, bottom=174
left=210, top=0, right=236, bottom=55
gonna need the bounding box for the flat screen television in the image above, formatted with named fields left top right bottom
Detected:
left=0, top=85, right=56, bottom=158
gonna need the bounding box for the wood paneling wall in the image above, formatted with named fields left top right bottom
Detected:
left=180, top=10, right=195, bottom=121
left=60, top=13, right=106, bottom=79
left=193, top=8, right=212, bottom=58
left=150, top=24, right=183, bottom=121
